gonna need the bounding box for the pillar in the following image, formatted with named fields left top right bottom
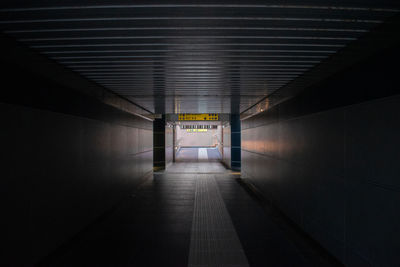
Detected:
left=153, top=115, right=166, bottom=171
left=231, top=114, right=241, bottom=171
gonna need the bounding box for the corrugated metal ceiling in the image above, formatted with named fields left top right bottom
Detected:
left=0, top=0, right=398, bottom=114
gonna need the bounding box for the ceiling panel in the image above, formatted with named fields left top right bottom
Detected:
left=0, top=0, right=398, bottom=114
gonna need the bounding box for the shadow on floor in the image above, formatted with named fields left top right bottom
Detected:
left=38, top=162, right=342, bottom=267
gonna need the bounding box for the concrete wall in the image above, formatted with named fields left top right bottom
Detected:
left=165, top=125, right=174, bottom=167
left=0, top=35, right=154, bottom=265
left=0, top=102, right=153, bottom=264
left=176, top=127, right=219, bottom=147
left=216, top=125, right=223, bottom=156
left=222, top=124, right=231, bottom=168
left=242, top=95, right=400, bottom=266
left=241, top=39, right=400, bottom=266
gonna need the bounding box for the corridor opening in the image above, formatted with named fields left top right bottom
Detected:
left=175, top=121, right=223, bottom=162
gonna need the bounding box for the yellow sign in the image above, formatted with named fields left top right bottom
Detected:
left=186, top=129, right=208, bottom=132
left=178, top=113, right=218, bottom=121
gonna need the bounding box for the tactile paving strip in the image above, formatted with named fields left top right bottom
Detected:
left=188, top=174, right=249, bottom=267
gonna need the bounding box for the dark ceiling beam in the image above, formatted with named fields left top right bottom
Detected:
left=0, top=16, right=383, bottom=24
left=20, top=36, right=359, bottom=42
left=0, top=4, right=398, bottom=12
left=77, top=70, right=304, bottom=73
left=33, top=43, right=345, bottom=48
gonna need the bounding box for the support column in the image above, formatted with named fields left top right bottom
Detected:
left=231, top=114, right=241, bottom=171
left=153, top=115, right=166, bottom=171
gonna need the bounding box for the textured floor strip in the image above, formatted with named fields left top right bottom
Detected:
left=198, top=148, right=208, bottom=160
left=188, top=174, right=249, bottom=267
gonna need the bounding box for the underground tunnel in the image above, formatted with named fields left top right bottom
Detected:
left=1, top=1, right=400, bottom=266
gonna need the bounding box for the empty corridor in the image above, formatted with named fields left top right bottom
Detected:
left=39, top=162, right=341, bottom=267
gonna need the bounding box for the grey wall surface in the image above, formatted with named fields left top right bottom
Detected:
left=241, top=94, right=400, bottom=266
left=166, top=125, right=174, bottom=167
left=0, top=102, right=153, bottom=264
left=216, top=125, right=223, bottom=156
left=0, top=32, right=155, bottom=265
left=176, top=127, right=219, bottom=147
left=222, top=125, right=231, bottom=168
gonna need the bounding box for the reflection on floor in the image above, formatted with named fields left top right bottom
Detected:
left=176, top=147, right=222, bottom=162
left=40, top=162, right=341, bottom=267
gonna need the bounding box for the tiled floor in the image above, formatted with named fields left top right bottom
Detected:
left=176, top=147, right=222, bottom=162
left=188, top=174, right=249, bottom=267
left=166, top=162, right=227, bottom=174
left=40, top=162, right=341, bottom=267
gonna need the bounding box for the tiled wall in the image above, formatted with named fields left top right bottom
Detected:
left=165, top=125, right=174, bottom=166
left=241, top=95, right=400, bottom=266
left=222, top=124, right=231, bottom=168
left=176, top=126, right=218, bottom=147
left=0, top=102, right=153, bottom=264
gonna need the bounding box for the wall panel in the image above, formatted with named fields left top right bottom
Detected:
left=222, top=124, right=231, bottom=168
left=241, top=95, right=400, bottom=266
left=0, top=102, right=153, bottom=264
